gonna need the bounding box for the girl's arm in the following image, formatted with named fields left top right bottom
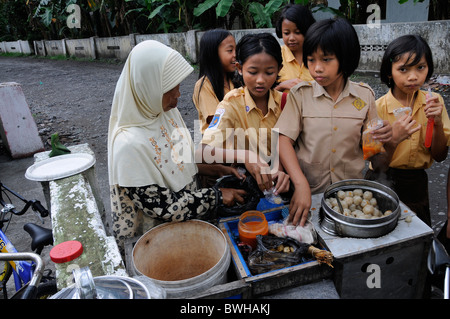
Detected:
left=279, top=134, right=311, bottom=227
left=447, top=166, right=450, bottom=239
left=275, top=78, right=302, bottom=92
left=196, top=144, right=273, bottom=192
left=197, top=163, right=244, bottom=179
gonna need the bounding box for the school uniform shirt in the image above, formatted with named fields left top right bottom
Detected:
left=201, top=87, right=282, bottom=162
left=278, top=45, right=313, bottom=85
left=376, top=89, right=450, bottom=169
left=274, top=80, right=376, bottom=194
left=192, top=76, right=234, bottom=133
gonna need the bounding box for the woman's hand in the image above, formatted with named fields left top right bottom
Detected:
left=220, top=188, right=247, bottom=206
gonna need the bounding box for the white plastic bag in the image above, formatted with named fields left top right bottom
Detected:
left=269, top=217, right=317, bottom=244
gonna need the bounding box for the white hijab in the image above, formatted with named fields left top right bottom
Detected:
left=108, top=40, right=197, bottom=192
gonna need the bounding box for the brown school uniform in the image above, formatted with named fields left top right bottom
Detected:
left=274, top=79, right=376, bottom=194
left=201, top=87, right=282, bottom=163
left=192, top=76, right=234, bottom=133
left=278, top=45, right=313, bottom=85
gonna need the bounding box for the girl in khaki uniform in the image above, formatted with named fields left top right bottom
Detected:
left=199, top=33, right=290, bottom=194
left=274, top=18, right=393, bottom=227
left=368, top=35, right=450, bottom=227
left=193, top=29, right=237, bottom=134
left=275, top=4, right=316, bottom=92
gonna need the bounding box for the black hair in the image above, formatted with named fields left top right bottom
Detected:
left=234, top=33, right=283, bottom=88
left=197, top=29, right=235, bottom=102
left=303, top=18, right=360, bottom=81
left=275, top=3, right=316, bottom=38
left=380, top=34, right=434, bottom=88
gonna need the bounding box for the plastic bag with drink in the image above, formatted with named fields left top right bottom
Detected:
left=362, top=119, right=386, bottom=160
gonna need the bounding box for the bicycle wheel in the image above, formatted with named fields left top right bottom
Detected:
left=0, top=261, right=13, bottom=299
left=11, top=279, right=58, bottom=299
left=36, top=279, right=58, bottom=299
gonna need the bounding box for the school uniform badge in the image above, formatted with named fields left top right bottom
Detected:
left=208, top=108, right=225, bottom=129
left=352, top=98, right=366, bottom=110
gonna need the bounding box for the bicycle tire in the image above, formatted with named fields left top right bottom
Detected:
left=11, top=279, right=58, bottom=299
left=35, top=279, right=58, bottom=299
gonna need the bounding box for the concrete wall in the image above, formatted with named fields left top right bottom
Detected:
left=65, top=37, right=96, bottom=59
left=2, top=20, right=446, bottom=74
left=355, top=20, right=450, bottom=73
left=94, top=35, right=136, bottom=60
left=0, top=40, right=34, bottom=55
left=43, top=39, right=66, bottom=57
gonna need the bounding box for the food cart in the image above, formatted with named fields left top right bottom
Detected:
left=125, top=180, right=434, bottom=299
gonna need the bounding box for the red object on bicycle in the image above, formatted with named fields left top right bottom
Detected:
left=50, top=240, right=83, bottom=263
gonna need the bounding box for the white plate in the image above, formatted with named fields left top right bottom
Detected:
left=25, top=153, right=96, bottom=182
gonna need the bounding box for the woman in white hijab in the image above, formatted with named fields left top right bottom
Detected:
left=108, top=40, right=246, bottom=254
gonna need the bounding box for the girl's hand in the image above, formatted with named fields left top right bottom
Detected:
left=271, top=171, right=290, bottom=195
left=392, top=115, right=421, bottom=144
left=220, top=165, right=246, bottom=180
left=220, top=188, right=247, bottom=207
left=244, top=152, right=272, bottom=192
left=288, top=186, right=311, bottom=227
left=275, top=78, right=301, bottom=91
left=372, top=120, right=393, bottom=144
left=425, top=95, right=443, bottom=125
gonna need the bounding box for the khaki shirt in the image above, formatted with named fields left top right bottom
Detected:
left=192, top=76, right=234, bottom=133
left=376, top=89, right=450, bottom=169
left=274, top=80, right=376, bottom=194
left=278, top=45, right=313, bottom=85
left=201, top=87, right=282, bottom=162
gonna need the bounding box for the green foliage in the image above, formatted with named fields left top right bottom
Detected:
left=0, top=0, right=445, bottom=41
left=194, top=0, right=288, bottom=28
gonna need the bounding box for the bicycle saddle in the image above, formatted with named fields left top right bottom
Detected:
left=23, top=223, right=53, bottom=252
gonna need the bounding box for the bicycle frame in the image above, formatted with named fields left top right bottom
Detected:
left=0, top=252, right=44, bottom=299
left=0, top=228, right=35, bottom=292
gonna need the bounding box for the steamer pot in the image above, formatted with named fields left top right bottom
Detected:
left=320, top=179, right=400, bottom=238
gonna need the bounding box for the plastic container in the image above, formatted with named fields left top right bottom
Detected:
left=132, top=220, right=230, bottom=298
left=393, top=106, right=412, bottom=119
left=238, top=210, right=269, bottom=249
left=50, top=240, right=83, bottom=264
left=50, top=273, right=154, bottom=299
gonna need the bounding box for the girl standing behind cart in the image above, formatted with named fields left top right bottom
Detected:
left=366, top=34, right=450, bottom=227
left=275, top=3, right=316, bottom=92
left=274, top=18, right=393, bottom=227
left=198, top=33, right=290, bottom=194
left=193, top=29, right=237, bottom=134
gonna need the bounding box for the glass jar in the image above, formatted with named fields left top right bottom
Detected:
left=238, top=210, right=268, bottom=249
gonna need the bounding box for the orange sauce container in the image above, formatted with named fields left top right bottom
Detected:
left=238, top=210, right=269, bottom=249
